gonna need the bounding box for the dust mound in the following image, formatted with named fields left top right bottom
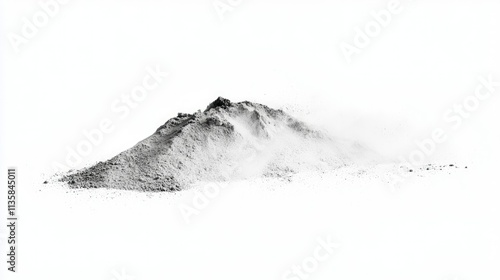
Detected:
left=62, top=97, right=367, bottom=191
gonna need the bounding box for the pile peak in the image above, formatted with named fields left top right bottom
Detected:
left=205, top=96, right=232, bottom=112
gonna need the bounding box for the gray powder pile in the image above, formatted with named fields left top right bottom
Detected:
left=62, top=97, right=366, bottom=191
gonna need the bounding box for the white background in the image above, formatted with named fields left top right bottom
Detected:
left=1, top=1, right=499, bottom=280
